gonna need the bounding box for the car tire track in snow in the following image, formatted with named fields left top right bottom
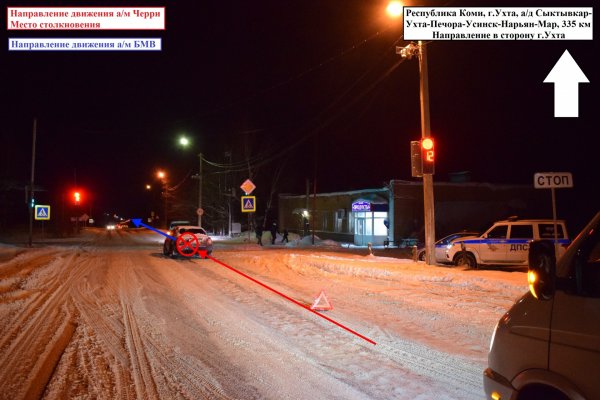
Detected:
left=374, top=339, right=483, bottom=398
left=121, top=300, right=160, bottom=399
left=118, top=252, right=240, bottom=400
left=0, top=251, right=93, bottom=399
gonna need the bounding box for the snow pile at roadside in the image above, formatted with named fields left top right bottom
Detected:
left=280, top=252, right=527, bottom=295
left=285, top=235, right=342, bottom=248
left=0, top=244, right=25, bottom=262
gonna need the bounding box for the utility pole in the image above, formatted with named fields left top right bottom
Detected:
left=28, top=118, right=37, bottom=248
left=225, top=151, right=232, bottom=236
left=312, top=136, right=318, bottom=245
left=398, top=41, right=436, bottom=265
left=164, top=186, right=168, bottom=229
left=198, top=153, right=203, bottom=227
left=417, top=41, right=436, bottom=266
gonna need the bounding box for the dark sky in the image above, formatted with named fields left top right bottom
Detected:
left=2, top=0, right=598, bottom=231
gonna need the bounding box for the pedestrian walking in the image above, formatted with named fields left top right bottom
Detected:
left=270, top=221, right=278, bottom=245
left=281, top=228, right=289, bottom=244
left=255, top=224, right=263, bottom=246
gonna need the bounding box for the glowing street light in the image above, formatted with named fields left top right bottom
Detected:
left=386, top=1, right=403, bottom=18
left=175, top=135, right=204, bottom=227
left=145, top=184, right=152, bottom=190
left=157, top=170, right=166, bottom=180
left=179, top=136, right=190, bottom=147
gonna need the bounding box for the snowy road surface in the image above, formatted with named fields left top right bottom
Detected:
left=0, top=228, right=529, bottom=399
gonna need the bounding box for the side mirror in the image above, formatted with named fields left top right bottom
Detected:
left=528, top=240, right=556, bottom=300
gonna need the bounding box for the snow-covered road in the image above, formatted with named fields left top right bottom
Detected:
left=0, top=229, right=529, bottom=399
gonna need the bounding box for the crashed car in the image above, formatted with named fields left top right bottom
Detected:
left=163, top=225, right=213, bottom=258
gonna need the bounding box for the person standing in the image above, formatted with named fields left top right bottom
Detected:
left=281, top=228, right=289, bottom=244
left=270, top=221, right=278, bottom=245
left=255, top=224, right=263, bottom=246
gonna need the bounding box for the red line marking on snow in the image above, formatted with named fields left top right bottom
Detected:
left=203, top=253, right=376, bottom=345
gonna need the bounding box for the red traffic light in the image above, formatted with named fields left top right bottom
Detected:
left=421, top=137, right=435, bottom=174
left=73, top=191, right=81, bottom=204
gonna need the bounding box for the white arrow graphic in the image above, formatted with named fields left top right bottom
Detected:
left=544, top=50, right=589, bottom=118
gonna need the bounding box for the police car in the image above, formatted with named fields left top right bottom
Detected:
left=445, top=217, right=569, bottom=269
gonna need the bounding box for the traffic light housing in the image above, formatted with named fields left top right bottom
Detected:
left=421, top=137, right=435, bottom=174
left=410, top=141, right=422, bottom=177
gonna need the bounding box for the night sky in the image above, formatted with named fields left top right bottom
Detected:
left=2, top=0, right=598, bottom=232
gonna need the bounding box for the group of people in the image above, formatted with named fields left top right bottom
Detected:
left=255, top=221, right=288, bottom=246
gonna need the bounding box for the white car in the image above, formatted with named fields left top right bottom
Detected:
left=417, top=231, right=480, bottom=263
left=163, top=225, right=213, bottom=258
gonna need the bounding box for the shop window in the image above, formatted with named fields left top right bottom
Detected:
left=335, top=209, right=345, bottom=233
left=373, top=212, right=388, bottom=236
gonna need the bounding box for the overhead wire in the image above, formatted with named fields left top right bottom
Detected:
left=201, top=31, right=401, bottom=171
left=202, top=33, right=408, bottom=173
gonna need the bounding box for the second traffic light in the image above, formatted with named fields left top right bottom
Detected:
left=411, top=138, right=435, bottom=177
left=74, top=191, right=81, bottom=205
left=421, top=137, right=435, bottom=175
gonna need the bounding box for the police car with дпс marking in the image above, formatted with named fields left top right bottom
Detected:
left=445, top=217, right=569, bottom=269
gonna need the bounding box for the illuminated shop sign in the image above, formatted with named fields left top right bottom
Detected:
left=352, top=201, right=371, bottom=211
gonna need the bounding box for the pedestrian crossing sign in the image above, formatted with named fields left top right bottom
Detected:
left=34, top=205, right=51, bottom=220
left=241, top=196, right=256, bottom=213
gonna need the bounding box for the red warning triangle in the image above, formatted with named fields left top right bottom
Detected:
left=310, top=290, right=333, bottom=311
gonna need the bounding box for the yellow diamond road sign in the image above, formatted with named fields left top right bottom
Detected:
left=240, top=179, right=256, bottom=195
left=34, top=205, right=51, bottom=220
left=241, top=196, right=256, bottom=213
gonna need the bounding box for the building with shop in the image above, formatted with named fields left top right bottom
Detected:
left=278, top=180, right=550, bottom=246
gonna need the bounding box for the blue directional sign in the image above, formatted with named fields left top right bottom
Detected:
left=34, top=205, right=51, bottom=220
left=241, top=196, right=256, bottom=213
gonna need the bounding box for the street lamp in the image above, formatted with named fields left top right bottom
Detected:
left=157, top=170, right=169, bottom=228
left=388, top=2, right=436, bottom=265
left=179, top=136, right=190, bottom=147
left=386, top=1, right=403, bottom=18
left=176, top=136, right=203, bottom=227
left=199, top=154, right=203, bottom=227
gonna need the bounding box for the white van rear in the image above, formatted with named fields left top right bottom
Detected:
left=484, top=212, right=600, bottom=400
